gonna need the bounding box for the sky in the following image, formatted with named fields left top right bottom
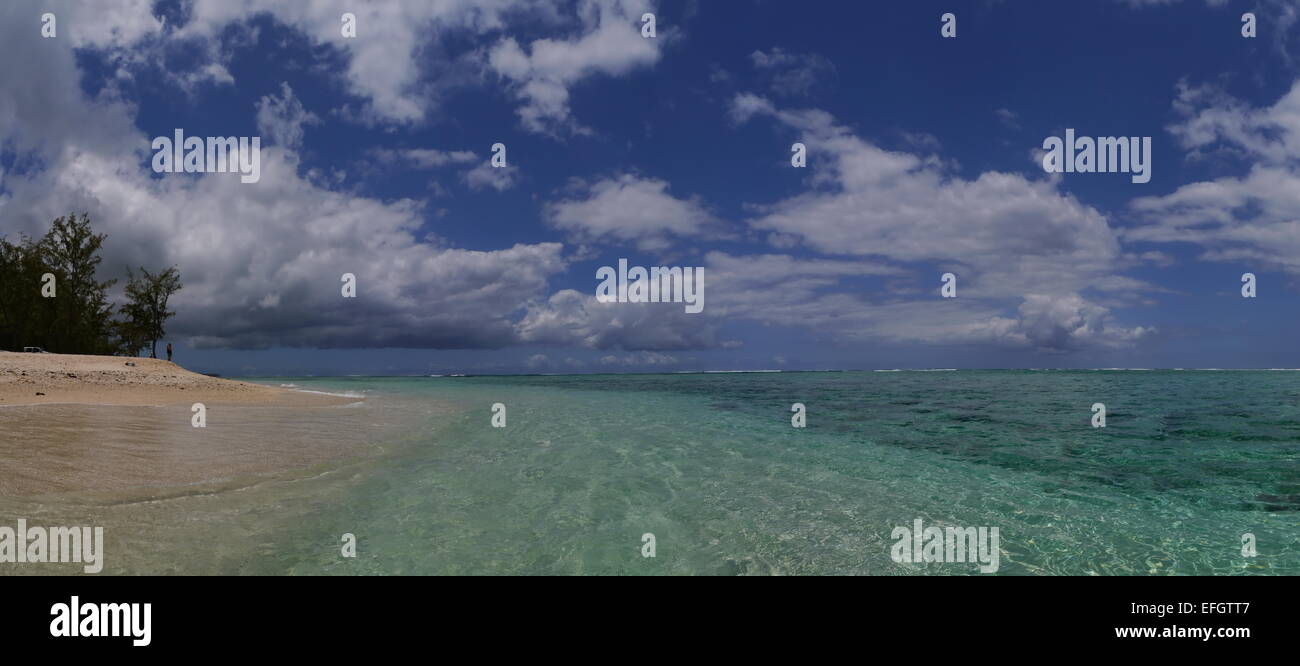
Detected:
left=2, top=0, right=1299, bottom=376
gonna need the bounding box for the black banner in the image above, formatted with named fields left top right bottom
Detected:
left=0, top=575, right=1288, bottom=655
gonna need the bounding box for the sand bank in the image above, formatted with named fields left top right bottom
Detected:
left=0, top=351, right=353, bottom=407
left=0, top=352, right=381, bottom=497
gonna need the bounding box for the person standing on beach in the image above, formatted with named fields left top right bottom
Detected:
left=166, top=343, right=173, bottom=362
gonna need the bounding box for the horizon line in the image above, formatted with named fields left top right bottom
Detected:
left=228, top=367, right=1300, bottom=378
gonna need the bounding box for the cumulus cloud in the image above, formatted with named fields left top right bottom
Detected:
left=517, top=250, right=899, bottom=351
left=0, top=2, right=1167, bottom=359
left=5, top=148, right=567, bottom=349
left=518, top=88, right=1158, bottom=353
left=33, top=0, right=665, bottom=129
left=0, top=9, right=143, bottom=160
left=728, top=93, right=1154, bottom=350
left=731, top=94, right=1125, bottom=294
left=1129, top=80, right=1300, bottom=274
left=517, top=289, right=720, bottom=351
left=544, top=174, right=720, bottom=251
left=1165, top=80, right=1298, bottom=163
left=0, top=2, right=566, bottom=350
left=40, top=0, right=165, bottom=49
left=514, top=248, right=1152, bottom=354
left=703, top=254, right=1150, bottom=352
left=463, top=161, right=521, bottom=192
left=256, top=82, right=320, bottom=151
left=486, top=0, right=663, bottom=134
left=1011, top=294, right=1151, bottom=350
left=175, top=0, right=526, bottom=123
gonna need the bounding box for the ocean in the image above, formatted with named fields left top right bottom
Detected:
left=2, top=370, right=1297, bottom=575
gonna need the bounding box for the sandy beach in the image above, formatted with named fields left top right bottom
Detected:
left=0, top=352, right=381, bottom=499
left=0, top=351, right=353, bottom=407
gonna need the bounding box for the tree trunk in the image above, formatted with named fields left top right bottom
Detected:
left=150, top=339, right=157, bottom=358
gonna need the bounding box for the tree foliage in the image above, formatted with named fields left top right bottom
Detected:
left=121, top=266, right=183, bottom=358
left=0, top=213, right=182, bottom=356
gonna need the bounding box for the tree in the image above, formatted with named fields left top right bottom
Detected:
left=0, top=214, right=182, bottom=356
left=0, top=214, right=118, bottom=354
left=122, top=266, right=183, bottom=358
left=40, top=213, right=118, bottom=354
left=111, top=311, right=150, bottom=357
left=0, top=234, right=42, bottom=351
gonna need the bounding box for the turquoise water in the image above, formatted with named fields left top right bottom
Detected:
left=5, top=371, right=1297, bottom=575
left=248, top=371, right=1300, bottom=575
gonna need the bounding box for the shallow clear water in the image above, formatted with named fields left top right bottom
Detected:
left=2, top=371, right=1296, bottom=575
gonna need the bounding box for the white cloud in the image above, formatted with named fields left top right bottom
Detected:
left=515, top=249, right=1153, bottom=353
left=517, top=289, right=719, bottom=351
left=0, top=6, right=143, bottom=160
left=0, top=3, right=566, bottom=350
left=732, top=95, right=1128, bottom=296
left=0, top=2, right=1168, bottom=357
left=701, top=254, right=1151, bottom=351
left=516, top=251, right=896, bottom=352
left=42, top=0, right=166, bottom=49
left=486, top=0, right=663, bottom=134
left=1129, top=80, right=1300, bottom=274
left=995, top=108, right=1021, bottom=130
left=518, top=89, right=1159, bottom=353
left=256, top=82, right=320, bottom=151
left=4, top=146, right=568, bottom=349
left=1165, top=80, right=1299, bottom=163
left=36, top=0, right=665, bottom=129
left=463, top=161, right=521, bottom=192
left=176, top=0, right=525, bottom=123
left=544, top=174, right=719, bottom=251
left=728, top=94, right=1154, bottom=350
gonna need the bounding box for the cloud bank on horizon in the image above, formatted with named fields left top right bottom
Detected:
left=1, top=0, right=1298, bottom=374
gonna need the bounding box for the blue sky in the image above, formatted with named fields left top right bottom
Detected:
left=2, top=0, right=1299, bottom=375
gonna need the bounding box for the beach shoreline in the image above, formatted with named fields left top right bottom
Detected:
left=0, top=353, right=382, bottom=499
left=0, top=351, right=357, bottom=407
